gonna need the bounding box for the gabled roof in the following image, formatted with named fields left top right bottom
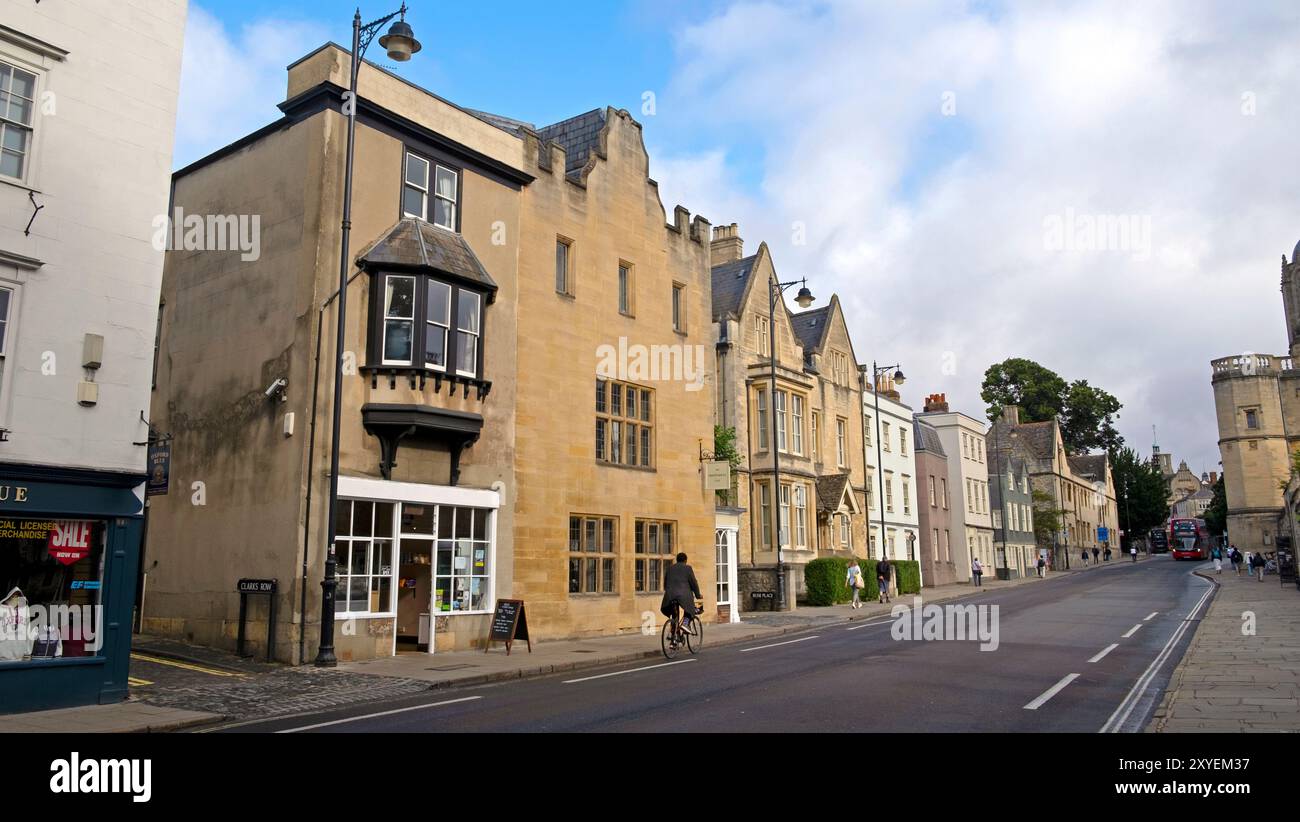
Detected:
left=356, top=218, right=497, bottom=300
left=1010, top=419, right=1058, bottom=459
left=791, top=306, right=831, bottom=353
left=914, top=420, right=947, bottom=457
left=537, top=108, right=606, bottom=180
left=816, top=472, right=859, bottom=514
left=1068, top=454, right=1108, bottom=482
left=710, top=253, right=758, bottom=320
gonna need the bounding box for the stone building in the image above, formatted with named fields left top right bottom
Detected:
left=987, top=453, right=1037, bottom=577
left=913, top=419, right=957, bottom=585
left=987, top=405, right=1119, bottom=568
left=710, top=227, right=868, bottom=606
left=915, top=394, right=992, bottom=581
left=144, top=43, right=716, bottom=662
left=1208, top=246, right=1300, bottom=553
left=0, top=0, right=187, bottom=711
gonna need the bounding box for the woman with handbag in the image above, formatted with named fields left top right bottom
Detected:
left=846, top=561, right=865, bottom=609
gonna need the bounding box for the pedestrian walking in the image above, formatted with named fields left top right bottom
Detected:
left=1104, top=546, right=1112, bottom=562
left=1246, top=550, right=1255, bottom=577
left=1130, top=545, right=1138, bottom=563
left=875, top=556, right=892, bottom=604
left=1081, top=548, right=1089, bottom=567
left=1210, top=544, right=1223, bottom=574
left=1251, top=551, right=1266, bottom=582
left=846, top=560, right=865, bottom=609
left=1092, top=547, right=1100, bottom=564
left=1036, top=555, right=1045, bottom=578
left=972, top=557, right=984, bottom=587
left=1230, top=546, right=1243, bottom=576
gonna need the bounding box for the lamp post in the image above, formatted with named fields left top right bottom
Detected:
left=316, top=5, right=421, bottom=667
left=766, top=276, right=814, bottom=611
left=867, top=362, right=905, bottom=560
left=991, top=408, right=1010, bottom=578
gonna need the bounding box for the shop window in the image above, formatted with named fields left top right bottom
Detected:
left=335, top=500, right=396, bottom=615
left=1, top=519, right=105, bottom=661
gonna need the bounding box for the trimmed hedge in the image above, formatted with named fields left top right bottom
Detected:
left=890, top=559, right=921, bottom=595
left=806, top=556, right=883, bottom=605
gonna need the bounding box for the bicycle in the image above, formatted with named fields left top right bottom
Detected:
left=661, top=601, right=704, bottom=659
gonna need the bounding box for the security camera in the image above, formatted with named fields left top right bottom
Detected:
left=265, top=378, right=287, bottom=400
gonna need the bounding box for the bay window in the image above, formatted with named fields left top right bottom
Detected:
left=371, top=272, right=485, bottom=378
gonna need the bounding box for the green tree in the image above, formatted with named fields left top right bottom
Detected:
left=981, top=358, right=1124, bottom=453
left=1203, top=475, right=1227, bottom=537
left=1031, top=489, right=1065, bottom=547
left=1111, top=446, right=1168, bottom=545
left=713, top=425, right=743, bottom=505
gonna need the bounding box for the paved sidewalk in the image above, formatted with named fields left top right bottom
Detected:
left=1149, top=568, right=1300, bottom=732
left=0, top=701, right=219, bottom=733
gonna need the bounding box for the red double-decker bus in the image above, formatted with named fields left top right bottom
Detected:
left=1169, top=518, right=1210, bottom=560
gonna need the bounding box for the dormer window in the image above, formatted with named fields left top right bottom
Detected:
left=403, top=151, right=458, bottom=230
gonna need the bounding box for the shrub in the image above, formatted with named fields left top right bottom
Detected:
left=890, top=559, right=921, bottom=595
left=804, top=557, right=853, bottom=606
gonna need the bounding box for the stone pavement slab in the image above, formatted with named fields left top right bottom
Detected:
left=1148, top=568, right=1300, bottom=732
left=0, top=701, right=219, bottom=733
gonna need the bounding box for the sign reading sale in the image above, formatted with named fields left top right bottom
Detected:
left=48, top=520, right=93, bottom=566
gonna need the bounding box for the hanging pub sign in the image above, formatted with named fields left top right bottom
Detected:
left=146, top=441, right=171, bottom=497
left=48, top=520, right=93, bottom=566
left=703, top=460, right=731, bottom=491
left=485, top=599, right=531, bottom=655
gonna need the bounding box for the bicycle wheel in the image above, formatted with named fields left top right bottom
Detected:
left=661, top=618, right=680, bottom=660
left=686, top=615, right=703, bottom=654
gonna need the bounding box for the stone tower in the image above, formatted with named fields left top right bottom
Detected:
left=1209, top=243, right=1300, bottom=550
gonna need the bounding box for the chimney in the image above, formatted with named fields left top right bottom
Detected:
left=711, top=223, right=744, bottom=265
left=923, top=393, right=949, bottom=413
left=875, top=373, right=902, bottom=402
left=1001, top=405, right=1020, bottom=425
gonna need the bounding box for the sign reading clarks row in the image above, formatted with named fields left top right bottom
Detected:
left=48, top=521, right=93, bottom=566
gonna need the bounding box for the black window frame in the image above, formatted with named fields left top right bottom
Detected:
left=367, top=270, right=487, bottom=379
left=400, top=148, right=462, bottom=233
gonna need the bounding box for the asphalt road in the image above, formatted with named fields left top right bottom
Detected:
left=220, top=556, right=1214, bottom=733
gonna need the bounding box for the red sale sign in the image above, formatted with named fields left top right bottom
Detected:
left=48, top=521, right=93, bottom=566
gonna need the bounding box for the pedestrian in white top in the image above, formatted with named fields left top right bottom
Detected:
left=971, top=557, right=983, bottom=587
left=846, top=561, right=865, bottom=609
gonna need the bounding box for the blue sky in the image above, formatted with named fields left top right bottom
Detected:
left=177, top=1, right=1300, bottom=476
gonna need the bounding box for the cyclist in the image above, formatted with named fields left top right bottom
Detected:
left=660, top=552, right=702, bottom=632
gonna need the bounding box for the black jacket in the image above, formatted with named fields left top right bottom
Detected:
left=875, top=560, right=891, bottom=580
left=661, top=562, right=702, bottom=616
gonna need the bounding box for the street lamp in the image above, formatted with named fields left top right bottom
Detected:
left=766, top=276, right=814, bottom=611
left=317, top=5, right=421, bottom=668
left=866, top=362, right=904, bottom=560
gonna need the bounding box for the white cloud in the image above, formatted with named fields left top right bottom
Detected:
left=651, top=0, right=1300, bottom=472
left=174, top=5, right=328, bottom=169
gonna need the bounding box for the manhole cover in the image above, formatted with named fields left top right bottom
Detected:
left=425, top=664, right=477, bottom=671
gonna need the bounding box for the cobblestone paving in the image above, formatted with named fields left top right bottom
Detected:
left=139, top=667, right=435, bottom=722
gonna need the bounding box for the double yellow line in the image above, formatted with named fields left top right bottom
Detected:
left=130, top=652, right=247, bottom=679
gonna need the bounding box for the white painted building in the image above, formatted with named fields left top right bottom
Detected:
left=915, top=394, right=994, bottom=581
left=0, top=0, right=187, bottom=710
left=862, top=377, right=920, bottom=565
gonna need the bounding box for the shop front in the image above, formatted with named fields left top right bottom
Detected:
left=334, top=476, right=499, bottom=657
left=0, top=464, right=143, bottom=713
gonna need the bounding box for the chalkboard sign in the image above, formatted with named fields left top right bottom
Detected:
left=485, top=599, right=530, bottom=655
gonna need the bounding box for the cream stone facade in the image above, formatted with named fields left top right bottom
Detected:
left=988, top=405, right=1119, bottom=568
left=915, top=395, right=993, bottom=581
left=861, top=378, right=921, bottom=565
left=710, top=229, right=868, bottom=605
left=144, top=44, right=715, bottom=663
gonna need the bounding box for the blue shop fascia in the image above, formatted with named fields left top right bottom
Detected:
left=0, top=462, right=143, bottom=713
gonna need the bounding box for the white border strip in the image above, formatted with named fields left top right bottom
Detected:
left=1088, top=643, right=1118, bottom=663
left=1122, top=624, right=1142, bottom=638
left=1098, top=576, right=1215, bottom=733
left=276, top=696, right=482, bottom=733
left=338, top=474, right=500, bottom=508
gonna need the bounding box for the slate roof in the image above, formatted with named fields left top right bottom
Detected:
left=1009, top=419, right=1057, bottom=460
left=537, top=108, right=607, bottom=180
left=1068, top=454, right=1108, bottom=482
left=710, top=254, right=758, bottom=320
left=356, top=219, right=497, bottom=299
left=816, top=472, right=852, bottom=513
left=914, top=420, right=947, bottom=457
left=465, top=108, right=536, bottom=135
left=791, top=306, right=830, bottom=353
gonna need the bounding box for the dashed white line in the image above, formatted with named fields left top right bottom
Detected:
left=1089, top=643, right=1119, bottom=663
left=846, top=619, right=894, bottom=631
left=1122, top=624, right=1143, bottom=638
left=1024, top=673, right=1080, bottom=710
left=276, top=696, right=482, bottom=733
left=739, top=635, right=820, bottom=652
left=1144, top=612, right=1158, bottom=621
left=563, top=658, right=696, bottom=683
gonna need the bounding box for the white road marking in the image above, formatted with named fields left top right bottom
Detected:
left=1122, top=624, right=1143, bottom=638
left=739, top=635, right=820, bottom=652
left=276, top=696, right=482, bottom=733
left=563, top=658, right=696, bottom=683
left=1088, top=644, right=1119, bottom=663
left=1024, top=673, right=1080, bottom=710
left=1099, top=575, right=1216, bottom=733
left=846, top=619, right=894, bottom=631
left=1144, top=612, right=1158, bottom=621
